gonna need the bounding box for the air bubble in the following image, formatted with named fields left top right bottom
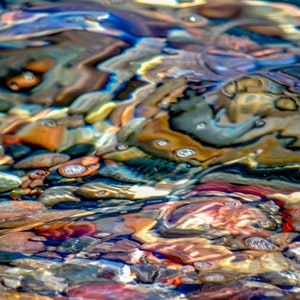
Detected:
left=155, top=139, right=168, bottom=147
left=224, top=201, right=237, bottom=206
left=8, top=82, right=19, bottom=91
left=196, top=122, right=206, bottom=130
left=43, top=120, right=57, bottom=128
left=98, top=190, right=107, bottom=195
left=23, top=71, right=35, bottom=81
left=181, top=15, right=205, bottom=24
left=116, top=143, right=128, bottom=151
left=175, top=148, right=196, bottom=158
left=255, top=119, right=265, bottom=127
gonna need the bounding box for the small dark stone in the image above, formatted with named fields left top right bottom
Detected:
left=260, top=271, right=298, bottom=286
left=131, top=263, right=159, bottom=283
left=0, top=164, right=11, bottom=171
left=29, top=150, right=52, bottom=156
left=44, top=171, right=64, bottom=183
left=0, top=251, right=25, bottom=262
left=57, top=236, right=98, bottom=253
left=55, top=265, right=100, bottom=285
left=0, top=99, right=13, bottom=112
left=64, top=144, right=95, bottom=157
left=6, top=144, right=31, bottom=159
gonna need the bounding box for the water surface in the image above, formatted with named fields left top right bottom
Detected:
left=0, top=0, right=300, bottom=299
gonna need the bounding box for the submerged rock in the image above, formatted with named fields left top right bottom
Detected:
left=0, top=172, right=22, bottom=192
left=0, top=0, right=300, bottom=298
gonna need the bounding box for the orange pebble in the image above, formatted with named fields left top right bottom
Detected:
left=34, top=221, right=96, bottom=241
left=58, top=156, right=100, bottom=178
left=16, top=119, right=66, bottom=152
left=24, top=58, right=56, bottom=73
left=2, top=135, right=22, bottom=147
left=6, top=71, right=41, bottom=91
left=200, top=2, right=243, bottom=19
left=121, top=105, right=135, bottom=127
left=164, top=275, right=184, bottom=286
left=29, top=179, right=44, bottom=189
left=124, top=218, right=157, bottom=232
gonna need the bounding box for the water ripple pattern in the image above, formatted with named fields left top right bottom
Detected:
left=0, top=0, right=300, bottom=299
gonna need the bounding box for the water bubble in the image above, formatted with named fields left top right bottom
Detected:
left=224, top=201, right=237, bottom=206
left=23, top=71, right=35, bottom=81
left=116, top=143, right=128, bottom=151
left=255, top=119, right=266, bottom=127
left=98, top=190, right=107, bottom=195
left=93, top=232, right=111, bottom=238
left=181, top=15, right=204, bottom=24
left=43, top=119, right=57, bottom=128
left=89, top=164, right=98, bottom=169
left=155, top=139, right=168, bottom=147
left=8, top=82, right=19, bottom=91
left=196, top=122, right=206, bottom=130
left=175, top=148, right=196, bottom=158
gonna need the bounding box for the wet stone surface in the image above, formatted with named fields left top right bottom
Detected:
left=1, top=0, right=300, bottom=299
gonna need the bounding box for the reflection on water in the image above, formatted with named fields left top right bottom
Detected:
left=0, top=0, right=300, bottom=298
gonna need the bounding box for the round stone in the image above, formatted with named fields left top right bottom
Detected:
left=194, top=261, right=212, bottom=269
left=245, top=236, right=275, bottom=251
left=64, top=144, right=95, bottom=157
left=6, top=144, right=31, bottom=159
left=0, top=172, right=22, bottom=193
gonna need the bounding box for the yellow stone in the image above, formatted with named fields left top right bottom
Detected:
left=268, top=192, right=300, bottom=206
left=103, top=146, right=147, bottom=161
left=85, top=102, right=116, bottom=124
